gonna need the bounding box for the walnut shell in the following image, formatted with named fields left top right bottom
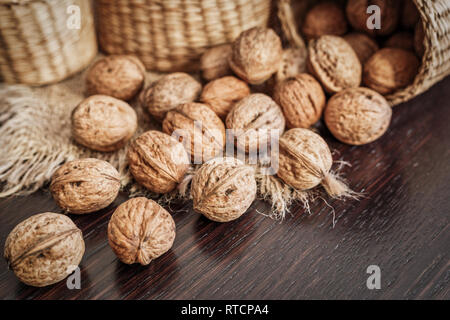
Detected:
left=127, top=130, right=190, bottom=193
left=200, top=76, right=250, bottom=120
left=226, top=93, right=285, bottom=153
left=414, top=22, right=425, bottom=57
left=346, top=0, right=400, bottom=36
left=273, top=73, right=326, bottom=129
left=273, top=47, right=308, bottom=84
left=50, top=158, right=121, bottom=214
left=325, top=88, right=392, bottom=145
left=277, top=128, right=333, bottom=191
left=4, top=212, right=85, bottom=287
left=200, top=44, right=233, bottom=81
left=191, top=157, right=256, bottom=222
left=228, top=27, right=283, bottom=84
left=141, top=73, right=202, bottom=121
left=71, top=95, right=137, bottom=152
left=343, top=32, right=379, bottom=64
left=384, top=32, right=414, bottom=51
left=363, top=48, right=420, bottom=95
left=86, top=55, right=145, bottom=101
left=108, top=197, right=175, bottom=265
left=162, top=102, right=226, bottom=162
left=401, top=0, right=420, bottom=29
left=302, top=1, right=348, bottom=40
left=308, top=35, right=362, bottom=94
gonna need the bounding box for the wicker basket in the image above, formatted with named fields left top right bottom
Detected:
left=96, top=0, right=271, bottom=73
left=278, top=0, right=450, bottom=106
left=0, top=0, right=97, bottom=85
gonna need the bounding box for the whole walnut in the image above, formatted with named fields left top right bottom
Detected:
left=127, top=130, right=190, bottom=193
left=4, top=212, right=85, bottom=287
left=50, top=158, right=121, bottom=214
left=277, top=128, right=353, bottom=197
left=414, top=22, right=425, bottom=57
left=162, top=102, right=226, bottom=162
left=272, top=47, right=308, bottom=84
left=200, top=44, right=233, bottom=81
left=384, top=32, right=414, bottom=51
left=71, top=95, right=137, bottom=152
left=346, top=0, right=400, bottom=36
left=363, top=48, right=420, bottom=95
left=108, top=197, right=175, bottom=265
left=273, top=73, right=326, bottom=129
left=324, top=88, right=392, bottom=145
left=226, top=93, right=285, bottom=153
left=343, top=32, right=379, bottom=64
left=302, top=1, right=348, bottom=40
left=141, top=73, right=202, bottom=121
left=228, top=27, right=283, bottom=84
left=401, top=0, right=420, bottom=29
left=308, top=35, right=362, bottom=94
left=86, top=55, right=145, bottom=101
left=200, top=76, right=250, bottom=120
left=191, top=157, right=256, bottom=222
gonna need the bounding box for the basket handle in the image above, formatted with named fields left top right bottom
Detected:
left=277, top=0, right=306, bottom=50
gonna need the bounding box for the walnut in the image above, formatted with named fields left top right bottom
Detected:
left=228, top=27, right=283, bottom=84
left=108, top=197, right=175, bottom=265
left=4, top=212, right=84, bottom=287
left=414, top=22, right=425, bottom=57
left=141, top=73, right=202, bottom=121
left=343, top=32, right=379, bottom=64
left=191, top=157, right=256, bottom=222
left=86, top=55, right=145, bottom=101
left=401, top=0, right=420, bottom=29
left=162, top=102, right=226, bottom=162
left=307, top=35, right=362, bottom=94
left=127, top=130, right=190, bottom=193
left=71, top=95, right=137, bottom=152
left=277, top=128, right=353, bottom=197
left=273, top=73, right=326, bottom=129
left=200, top=44, right=233, bottom=81
left=324, top=88, right=392, bottom=145
left=273, top=47, right=308, bottom=84
left=50, top=158, right=121, bottom=214
left=346, top=0, right=400, bottom=36
left=363, top=48, right=420, bottom=95
left=200, top=76, right=250, bottom=120
left=302, top=1, right=348, bottom=40
left=384, top=32, right=414, bottom=51
left=226, top=93, right=285, bottom=153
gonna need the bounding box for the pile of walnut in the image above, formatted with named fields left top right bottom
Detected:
left=4, top=0, right=422, bottom=287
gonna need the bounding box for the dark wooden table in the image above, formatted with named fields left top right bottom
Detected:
left=0, top=78, right=449, bottom=300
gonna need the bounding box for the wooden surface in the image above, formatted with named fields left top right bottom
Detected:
left=0, top=77, right=449, bottom=300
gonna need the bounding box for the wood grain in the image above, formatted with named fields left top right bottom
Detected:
left=0, top=77, right=449, bottom=300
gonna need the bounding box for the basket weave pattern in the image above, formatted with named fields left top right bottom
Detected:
left=96, top=0, right=271, bottom=72
left=0, top=0, right=97, bottom=85
left=277, top=0, right=450, bottom=106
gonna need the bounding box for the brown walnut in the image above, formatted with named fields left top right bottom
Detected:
left=50, top=158, right=121, bottom=214
left=302, top=1, right=348, bottom=40
left=108, top=197, right=175, bottom=265
left=384, top=32, right=414, bottom=51
left=414, top=22, right=425, bottom=57
left=4, top=212, right=85, bottom=287
left=200, top=44, right=233, bottom=81
left=343, top=32, right=379, bottom=64
left=401, top=0, right=420, bottom=29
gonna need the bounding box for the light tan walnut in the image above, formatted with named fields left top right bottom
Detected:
left=226, top=93, right=285, bottom=153
left=86, top=55, right=145, bottom=101
left=363, top=48, right=420, bottom=95
left=141, top=73, right=202, bottom=121
left=273, top=73, right=326, bottom=129
left=384, top=32, right=414, bottom=51
left=4, top=212, right=84, bottom=287
left=162, top=102, right=226, bottom=162
left=308, top=35, right=362, bottom=94
left=272, top=47, right=308, bottom=84
left=127, top=130, right=190, bottom=193
left=302, top=1, right=348, bottom=40
left=343, top=32, right=379, bottom=64
left=191, top=157, right=256, bottom=222
left=414, top=22, right=425, bottom=57
left=200, top=76, right=250, bottom=120
left=324, top=88, right=392, bottom=145
left=108, top=197, right=175, bottom=265
left=228, top=27, right=283, bottom=84
left=71, top=95, right=137, bottom=152
left=200, top=44, right=233, bottom=81
left=50, top=158, right=121, bottom=214
left=346, top=0, right=400, bottom=36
